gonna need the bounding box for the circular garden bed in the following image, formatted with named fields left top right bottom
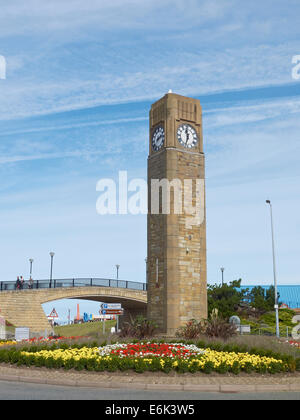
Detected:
left=1, top=340, right=299, bottom=375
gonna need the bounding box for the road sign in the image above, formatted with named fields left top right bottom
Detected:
left=0, top=316, right=5, bottom=340
left=15, top=327, right=30, bottom=341
left=100, top=309, right=123, bottom=315
left=101, top=303, right=122, bottom=309
left=48, top=308, right=58, bottom=318
left=104, top=308, right=123, bottom=313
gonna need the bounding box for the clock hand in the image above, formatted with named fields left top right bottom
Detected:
left=185, top=129, right=189, bottom=143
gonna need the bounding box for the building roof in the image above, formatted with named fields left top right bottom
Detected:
left=239, top=285, right=300, bottom=309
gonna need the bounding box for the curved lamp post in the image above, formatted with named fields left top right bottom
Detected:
left=116, top=264, right=120, bottom=280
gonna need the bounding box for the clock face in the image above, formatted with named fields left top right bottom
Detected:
left=177, top=124, right=198, bottom=148
left=152, top=126, right=165, bottom=151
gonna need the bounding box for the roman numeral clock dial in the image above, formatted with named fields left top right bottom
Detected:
left=152, top=126, right=165, bottom=151
left=177, top=124, right=198, bottom=148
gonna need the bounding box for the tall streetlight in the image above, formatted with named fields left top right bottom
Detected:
left=29, top=259, right=34, bottom=277
left=266, top=200, right=280, bottom=338
left=145, top=258, right=148, bottom=284
left=220, top=267, right=225, bottom=286
left=49, top=252, right=55, bottom=288
left=116, top=264, right=120, bottom=280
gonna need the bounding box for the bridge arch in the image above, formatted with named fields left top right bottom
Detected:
left=0, top=286, right=147, bottom=332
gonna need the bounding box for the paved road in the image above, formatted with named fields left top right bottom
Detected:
left=0, top=380, right=299, bottom=400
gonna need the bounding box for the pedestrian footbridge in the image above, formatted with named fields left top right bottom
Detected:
left=0, top=278, right=147, bottom=333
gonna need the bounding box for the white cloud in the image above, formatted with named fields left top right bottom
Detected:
left=204, top=103, right=300, bottom=184
left=0, top=0, right=299, bottom=121
left=0, top=116, right=147, bottom=137
left=1, top=41, right=298, bottom=121
left=0, top=0, right=234, bottom=39
left=204, top=97, right=300, bottom=128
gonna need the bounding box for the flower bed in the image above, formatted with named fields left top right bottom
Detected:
left=2, top=342, right=293, bottom=374
left=0, top=336, right=86, bottom=346
left=0, top=340, right=17, bottom=347
left=287, top=340, right=300, bottom=348
left=99, top=342, right=205, bottom=359
left=23, top=335, right=86, bottom=343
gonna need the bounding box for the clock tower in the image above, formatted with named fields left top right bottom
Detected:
left=147, top=92, right=207, bottom=335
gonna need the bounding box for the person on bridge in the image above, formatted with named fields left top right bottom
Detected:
left=15, top=277, right=21, bottom=290
left=28, top=277, right=34, bottom=289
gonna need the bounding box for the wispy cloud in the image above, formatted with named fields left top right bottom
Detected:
left=0, top=116, right=147, bottom=137
left=0, top=150, right=104, bottom=165
left=205, top=96, right=300, bottom=128
left=0, top=0, right=233, bottom=38
left=1, top=0, right=299, bottom=121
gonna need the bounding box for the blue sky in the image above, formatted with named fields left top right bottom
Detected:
left=0, top=1, right=299, bottom=321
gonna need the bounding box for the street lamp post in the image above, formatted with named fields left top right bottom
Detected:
left=145, top=258, right=148, bottom=284
left=266, top=200, right=280, bottom=338
left=116, top=264, right=120, bottom=280
left=29, top=259, right=34, bottom=277
left=220, top=267, right=225, bottom=286
left=49, top=252, right=55, bottom=289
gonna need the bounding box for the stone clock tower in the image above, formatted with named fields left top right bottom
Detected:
left=147, top=92, right=207, bottom=335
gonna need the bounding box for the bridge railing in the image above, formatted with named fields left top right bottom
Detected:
left=0, top=278, right=147, bottom=292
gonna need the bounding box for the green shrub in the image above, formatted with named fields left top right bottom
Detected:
left=175, top=319, right=206, bottom=339
left=118, top=316, right=157, bottom=339
left=261, top=309, right=296, bottom=328
left=243, top=362, right=254, bottom=373
left=196, top=340, right=206, bottom=349
left=203, top=361, right=214, bottom=374
left=216, top=362, right=230, bottom=374
left=205, top=318, right=237, bottom=341
left=231, top=361, right=241, bottom=375
left=176, top=315, right=237, bottom=341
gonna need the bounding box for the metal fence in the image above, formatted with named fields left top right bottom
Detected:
left=235, top=324, right=297, bottom=339
left=0, top=278, right=147, bottom=292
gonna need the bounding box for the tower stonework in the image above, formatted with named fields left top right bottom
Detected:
left=147, top=92, right=207, bottom=335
